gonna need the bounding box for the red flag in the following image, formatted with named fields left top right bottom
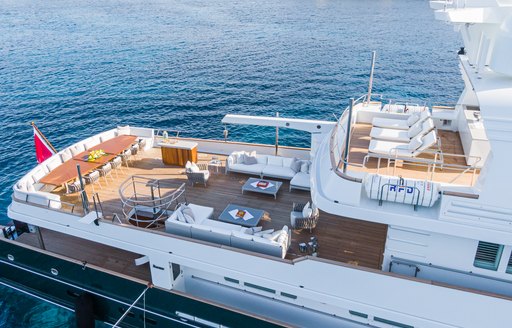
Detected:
left=32, top=123, right=56, bottom=163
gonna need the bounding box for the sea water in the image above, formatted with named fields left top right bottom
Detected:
left=0, top=0, right=461, bottom=325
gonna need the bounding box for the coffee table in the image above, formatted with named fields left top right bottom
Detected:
left=242, top=178, right=282, bottom=199
left=218, top=204, right=265, bottom=227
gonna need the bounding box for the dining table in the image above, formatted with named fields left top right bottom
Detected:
left=39, top=135, right=138, bottom=186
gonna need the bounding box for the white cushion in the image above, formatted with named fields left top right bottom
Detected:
left=117, top=126, right=130, bottom=135
left=234, top=152, right=245, bottom=164
left=407, top=114, right=420, bottom=125
left=60, top=150, right=72, bottom=162
left=181, top=206, right=195, bottom=223
left=31, top=168, right=46, bottom=183
left=302, top=201, right=311, bottom=218
left=73, top=144, right=85, bottom=154
left=408, top=121, right=423, bottom=138
left=408, top=136, right=423, bottom=151
left=261, top=166, right=295, bottom=179
left=187, top=203, right=214, bottom=223
left=45, top=158, right=62, bottom=172
left=229, top=163, right=265, bottom=175
left=300, top=161, right=309, bottom=173
left=282, top=157, right=294, bottom=168
left=176, top=210, right=186, bottom=222
left=187, top=162, right=201, bottom=172
left=290, top=172, right=310, bottom=189
left=267, top=156, right=283, bottom=167
left=254, top=229, right=274, bottom=237
left=255, top=155, right=268, bottom=165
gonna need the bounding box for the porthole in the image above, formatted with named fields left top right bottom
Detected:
left=50, top=268, right=59, bottom=276
left=7, top=254, right=14, bottom=261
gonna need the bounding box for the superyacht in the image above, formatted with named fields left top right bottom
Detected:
left=2, top=1, right=512, bottom=327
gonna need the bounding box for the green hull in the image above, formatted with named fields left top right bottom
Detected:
left=0, top=240, right=283, bottom=327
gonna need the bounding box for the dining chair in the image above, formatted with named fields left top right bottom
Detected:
left=110, top=156, right=124, bottom=177
left=83, top=170, right=102, bottom=193
left=98, top=163, right=114, bottom=184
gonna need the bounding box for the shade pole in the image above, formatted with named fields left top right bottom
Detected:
left=366, top=51, right=376, bottom=105
left=275, top=112, right=279, bottom=156
left=343, top=98, right=354, bottom=173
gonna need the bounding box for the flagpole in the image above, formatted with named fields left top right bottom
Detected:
left=30, top=122, right=57, bottom=153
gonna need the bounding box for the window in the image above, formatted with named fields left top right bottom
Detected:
left=473, top=241, right=503, bottom=271
left=506, top=252, right=512, bottom=274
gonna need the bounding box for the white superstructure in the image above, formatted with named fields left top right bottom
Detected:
left=6, top=1, right=512, bottom=327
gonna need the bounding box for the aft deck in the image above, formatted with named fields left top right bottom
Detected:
left=346, top=123, right=479, bottom=186
left=21, top=145, right=388, bottom=276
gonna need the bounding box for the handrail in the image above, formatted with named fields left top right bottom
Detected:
left=363, top=150, right=481, bottom=187
left=118, top=175, right=186, bottom=228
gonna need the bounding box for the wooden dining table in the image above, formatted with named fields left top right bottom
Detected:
left=39, top=135, right=138, bottom=186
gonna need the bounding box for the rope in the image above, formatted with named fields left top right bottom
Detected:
left=113, top=283, right=152, bottom=328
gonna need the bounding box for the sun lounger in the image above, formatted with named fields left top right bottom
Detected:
left=370, top=118, right=435, bottom=142
left=368, top=130, right=438, bottom=158
left=372, top=111, right=431, bottom=130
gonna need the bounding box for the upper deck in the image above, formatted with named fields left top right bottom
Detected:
left=49, top=146, right=388, bottom=269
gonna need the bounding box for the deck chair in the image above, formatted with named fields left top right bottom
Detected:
left=368, top=130, right=438, bottom=158
left=372, top=111, right=431, bottom=131
left=370, top=118, right=435, bottom=142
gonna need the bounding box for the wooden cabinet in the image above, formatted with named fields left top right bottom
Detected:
left=159, top=140, right=198, bottom=166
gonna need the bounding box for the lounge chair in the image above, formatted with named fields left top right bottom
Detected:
left=372, top=111, right=431, bottom=130
left=368, top=130, right=438, bottom=158
left=370, top=118, right=435, bottom=142
left=185, top=161, right=210, bottom=187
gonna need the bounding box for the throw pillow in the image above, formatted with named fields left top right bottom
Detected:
left=290, top=158, right=301, bottom=173
left=302, top=201, right=312, bottom=218
left=181, top=206, right=195, bottom=223
left=406, top=113, right=420, bottom=126
left=300, top=161, right=309, bottom=173
left=176, top=210, right=187, bottom=223
left=189, top=162, right=200, bottom=173
left=234, top=152, right=245, bottom=164
left=408, top=136, right=423, bottom=151
left=244, top=154, right=258, bottom=165
left=254, top=229, right=274, bottom=237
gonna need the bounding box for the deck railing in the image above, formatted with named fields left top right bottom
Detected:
left=118, top=175, right=186, bottom=228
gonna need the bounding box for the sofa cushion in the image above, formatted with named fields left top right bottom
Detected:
left=45, top=157, right=62, bottom=172
left=255, top=155, right=268, bottom=165
left=243, top=154, right=258, bottom=165
left=202, top=219, right=242, bottom=231
left=229, top=163, right=265, bottom=175
left=182, top=206, right=195, bottom=224
left=290, top=158, right=301, bottom=172
left=165, top=219, right=192, bottom=237
left=300, top=161, right=310, bottom=174
left=282, top=157, right=294, bottom=168
left=267, top=156, right=283, bottom=167
left=60, top=149, right=73, bottom=162
left=290, top=172, right=310, bottom=189
left=262, top=166, right=295, bottom=179
left=234, top=152, right=245, bottom=164
left=187, top=203, right=214, bottom=224
left=31, top=168, right=46, bottom=183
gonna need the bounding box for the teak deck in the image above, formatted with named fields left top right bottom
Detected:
left=346, top=123, right=479, bottom=186
left=18, top=147, right=388, bottom=279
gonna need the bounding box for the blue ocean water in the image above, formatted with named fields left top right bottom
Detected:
left=0, top=0, right=461, bottom=325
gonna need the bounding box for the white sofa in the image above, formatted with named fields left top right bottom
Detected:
left=165, top=203, right=290, bottom=258
left=226, top=151, right=311, bottom=191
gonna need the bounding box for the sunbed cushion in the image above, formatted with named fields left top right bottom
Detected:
left=407, top=114, right=420, bottom=125
left=408, top=122, right=423, bottom=137
left=408, top=136, right=422, bottom=151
